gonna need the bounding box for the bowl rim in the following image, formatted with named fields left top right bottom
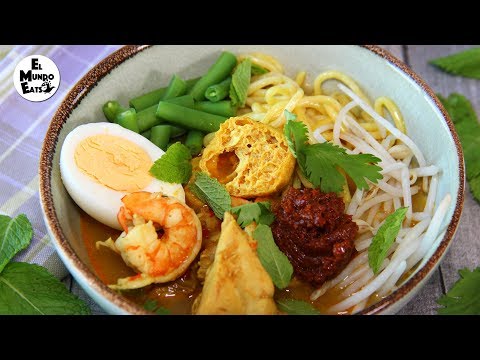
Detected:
left=39, top=45, right=465, bottom=315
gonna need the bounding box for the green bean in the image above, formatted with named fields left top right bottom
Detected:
left=156, top=101, right=227, bottom=133
left=141, top=129, right=151, bottom=139
left=137, top=95, right=195, bottom=132
left=137, top=106, right=160, bottom=132
left=167, top=94, right=195, bottom=108
left=185, top=130, right=204, bottom=156
left=204, top=77, right=231, bottom=102
left=103, top=101, right=127, bottom=122
left=129, top=88, right=166, bottom=111
left=162, top=74, right=187, bottom=100
left=150, top=125, right=171, bottom=151
left=129, top=77, right=199, bottom=111
left=143, top=125, right=183, bottom=139
left=188, top=51, right=237, bottom=101
left=194, top=100, right=236, bottom=117
left=116, top=108, right=140, bottom=133
left=185, top=77, right=200, bottom=92
left=169, top=125, right=187, bottom=138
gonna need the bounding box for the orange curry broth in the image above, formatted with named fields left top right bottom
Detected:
left=80, top=209, right=203, bottom=315
left=80, top=179, right=429, bottom=315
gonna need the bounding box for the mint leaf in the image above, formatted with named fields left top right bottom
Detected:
left=430, top=48, right=480, bottom=79
left=437, top=267, right=480, bottom=315
left=143, top=299, right=157, bottom=312
left=154, top=307, right=171, bottom=315
left=0, top=214, right=33, bottom=273
left=277, top=299, right=321, bottom=315
left=230, top=58, right=251, bottom=107
left=143, top=299, right=171, bottom=315
left=149, top=142, right=192, bottom=184
left=230, top=201, right=275, bottom=228
left=303, top=143, right=383, bottom=193
left=368, top=207, right=408, bottom=274
left=251, top=63, right=269, bottom=75
left=470, top=176, right=480, bottom=202
left=438, top=93, right=480, bottom=203
left=0, top=262, right=90, bottom=315
left=189, top=172, right=231, bottom=219
left=283, top=110, right=309, bottom=159
left=253, top=224, right=293, bottom=289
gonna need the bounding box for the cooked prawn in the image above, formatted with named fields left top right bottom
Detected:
left=96, top=191, right=202, bottom=290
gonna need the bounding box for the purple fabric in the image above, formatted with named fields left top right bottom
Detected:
left=0, top=45, right=121, bottom=278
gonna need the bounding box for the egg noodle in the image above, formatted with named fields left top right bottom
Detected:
left=222, top=52, right=452, bottom=314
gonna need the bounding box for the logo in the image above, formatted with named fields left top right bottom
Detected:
left=13, top=55, right=60, bottom=102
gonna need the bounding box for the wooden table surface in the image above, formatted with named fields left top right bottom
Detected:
left=64, top=45, right=480, bottom=315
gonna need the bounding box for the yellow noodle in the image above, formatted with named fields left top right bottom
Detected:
left=248, top=72, right=298, bottom=95
left=238, top=52, right=284, bottom=73
left=296, top=71, right=307, bottom=86
left=265, top=84, right=296, bottom=105
left=313, top=70, right=370, bottom=104
left=374, top=96, right=406, bottom=134
left=270, top=88, right=304, bottom=128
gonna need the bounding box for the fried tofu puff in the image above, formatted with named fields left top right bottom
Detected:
left=199, top=117, right=295, bottom=198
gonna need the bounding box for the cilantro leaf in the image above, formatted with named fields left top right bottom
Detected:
left=0, top=262, right=91, bottom=315
left=143, top=299, right=171, bottom=315
left=437, top=267, right=480, bottom=315
left=283, top=110, right=309, bottom=158
left=368, top=207, right=408, bottom=274
left=438, top=93, right=480, bottom=203
left=253, top=224, right=293, bottom=289
left=277, top=299, right=321, bottom=315
left=189, top=172, right=231, bottom=219
left=149, top=142, right=192, bottom=184
left=303, top=143, right=383, bottom=193
left=230, top=58, right=251, bottom=107
left=430, top=48, right=480, bottom=79
left=283, top=110, right=382, bottom=193
left=251, top=63, right=269, bottom=75
left=230, top=201, right=275, bottom=228
left=0, top=214, right=32, bottom=273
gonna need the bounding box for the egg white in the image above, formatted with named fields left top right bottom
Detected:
left=60, top=122, right=185, bottom=230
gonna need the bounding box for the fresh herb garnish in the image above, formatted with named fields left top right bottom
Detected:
left=0, top=262, right=90, bottom=315
left=143, top=299, right=171, bottom=315
left=284, top=110, right=309, bottom=159
left=437, top=267, right=480, bottom=315
left=230, top=201, right=275, bottom=228
left=230, top=58, right=251, bottom=107
left=276, top=299, right=321, bottom=315
left=189, top=172, right=231, bottom=219
left=149, top=142, right=192, bottom=184
left=438, top=93, right=480, bottom=203
left=0, top=214, right=90, bottom=314
left=368, top=207, right=408, bottom=274
left=284, top=110, right=383, bottom=193
left=253, top=224, right=293, bottom=289
left=430, top=48, right=480, bottom=79
left=251, top=63, right=269, bottom=75
left=0, top=214, right=32, bottom=272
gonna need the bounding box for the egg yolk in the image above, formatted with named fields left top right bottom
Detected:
left=74, top=134, right=153, bottom=192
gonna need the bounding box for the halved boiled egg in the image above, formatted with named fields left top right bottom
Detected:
left=60, top=122, right=184, bottom=230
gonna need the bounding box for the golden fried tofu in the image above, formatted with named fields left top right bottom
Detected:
left=199, top=116, right=295, bottom=198
left=194, top=213, right=277, bottom=315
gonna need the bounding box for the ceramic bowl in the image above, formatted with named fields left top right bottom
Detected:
left=39, top=45, right=465, bottom=315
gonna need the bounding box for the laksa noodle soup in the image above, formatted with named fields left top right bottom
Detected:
left=60, top=51, right=451, bottom=315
